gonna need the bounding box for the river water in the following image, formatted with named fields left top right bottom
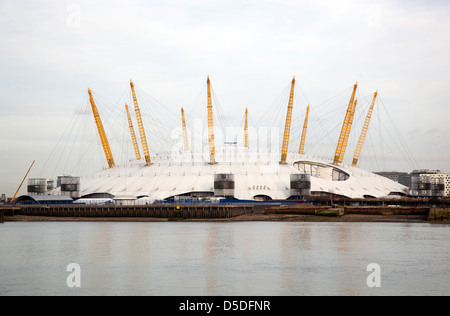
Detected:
left=0, top=221, right=449, bottom=296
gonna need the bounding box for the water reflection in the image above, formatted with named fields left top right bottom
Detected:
left=206, top=225, right=218, bottom=295
left=0, top=222, right=449, bottom=296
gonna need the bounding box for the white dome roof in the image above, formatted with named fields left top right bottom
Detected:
left=68, top=149, right=408, bottom=200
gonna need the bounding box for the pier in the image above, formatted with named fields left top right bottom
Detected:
left=19, top=204, right=253, bottom=219
left=0, top=206, right=20, bottom=223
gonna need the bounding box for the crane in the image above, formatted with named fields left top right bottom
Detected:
left=298, top=105, right=310, bottom=155
left=333, top=82, right=358, bottom=165
left=88, top=88, right=115, bottom=168
left=130, top=80, right=151, bottom=165
left=207, top=76, right=216, bottom=164
left=125, top=103, right=141, bottom=161
left=11, top=160, right=35, bottom=204
left=352, top=91, right=378, bottom=167
left=244, top=108, right=249, bottom=148
left=181, top=107, right=189, bottom=152
left=280, top=77, right=296, bottom=164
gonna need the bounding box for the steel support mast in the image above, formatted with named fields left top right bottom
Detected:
left=298, top=105, right=310, bottom=155
left=352, top=91, right=378, bottom=167
left=280, top=77, right=296, bottom=164
left=333, top=82, right=358, bottom=165
left=244, top=108, right=249, bottom=148
left=130, top=80, right=151, bottom=165
left=125, top=103, right=141, bottom=161
left=207, top=76, right=216, bottom=164
left=181, top=107, right=189, bottom=152
left=88, top=89, right=115, bottom=168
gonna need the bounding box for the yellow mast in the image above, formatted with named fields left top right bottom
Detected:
left=88, top=88, right=115, bottom=168
left=280, top=77, right=296, bottom=164
left=333, top=82, right=358, bottom=165
left=352, top=91, right=378, bottom=167
left=244, top=108, right=249, bottom=148
left=298, top=105, right=310, bottom=155
left=339, top=98, right=358, bottom=164
left=181, top=107, right=189, bottom=152
left=130, top=80, right=151, bottom=165
left=207, top=76, right=216, bottom=164
left=125, top=103, right=141, bottom=161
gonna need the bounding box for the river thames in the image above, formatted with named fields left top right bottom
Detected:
left=0, top=221, right=449, bottom=296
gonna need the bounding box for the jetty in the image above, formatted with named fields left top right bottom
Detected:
left=18, top=204, right=253, bottom=220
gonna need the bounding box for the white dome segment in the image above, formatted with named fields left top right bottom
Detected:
left=77, top=150, right=408, bottom=201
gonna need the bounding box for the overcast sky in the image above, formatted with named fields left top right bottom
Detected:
left=1, top=0, right=450, bottom=197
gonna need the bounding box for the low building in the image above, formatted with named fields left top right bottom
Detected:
left=15, top=195, right=74, bottom=205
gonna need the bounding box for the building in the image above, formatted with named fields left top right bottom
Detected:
left=14, top=195, right=74, bottom=205
left=410, top=169, right=450, bottom=198
left=45, top=76, right=411, bottom=203
left=375, top=171, right=412, bottom=187
left=49, top=151, right=408, bottom=201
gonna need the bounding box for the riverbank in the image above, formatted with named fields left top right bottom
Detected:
left=3, top=204, right=449, bottom=223
left=4, top=212, right=431, bottom=223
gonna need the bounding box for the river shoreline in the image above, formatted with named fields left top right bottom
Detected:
left=4, top=213, right=433, bottom=223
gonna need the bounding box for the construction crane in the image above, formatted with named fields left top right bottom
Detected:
left=130, top=80, right=151, bottom=165
left=280, top=76, right=296, bottom=164
left=207, top=76, right=216, bottom=164
left=181, top=107, right=189, bottom=152
left=298, top=105, right=310, bottom=155
left=11, top=160, right=35, bottom=204
left=352, top=91, right=378, bottom=167
left=125, top=103, right=141, bottom=161
left=333, top=82, right=358, bottom=165
left=244, top=108, right=249, bottom=148
left=88, top=88, right=115, bottom=168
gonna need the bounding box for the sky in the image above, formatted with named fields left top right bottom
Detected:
left=1, top=0, right=450, bottom=197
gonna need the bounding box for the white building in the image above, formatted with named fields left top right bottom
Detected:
left=411, top=169, right=450, bottom=198
left=50, top=150, right=408, bottom=201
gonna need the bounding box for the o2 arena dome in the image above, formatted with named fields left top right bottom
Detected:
left=47, top=76, right=408, bottom=202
